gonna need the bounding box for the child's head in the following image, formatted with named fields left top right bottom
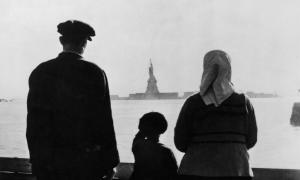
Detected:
left=138, top=112, right=168, bottom=137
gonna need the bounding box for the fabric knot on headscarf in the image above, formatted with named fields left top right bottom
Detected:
left=199, top=50, right=235, bottom=107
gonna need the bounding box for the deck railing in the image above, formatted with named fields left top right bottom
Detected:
left=0, top=157, right=299, bottom=180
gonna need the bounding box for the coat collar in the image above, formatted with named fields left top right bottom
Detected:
left=58, top=51, right=83, bottom=60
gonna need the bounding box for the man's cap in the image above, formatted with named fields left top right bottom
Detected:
left=138, top=112, right=168, bottom=135
left=57, top=20, right=95, bottom=41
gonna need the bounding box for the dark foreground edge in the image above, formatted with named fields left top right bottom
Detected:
left=0, top=157, right=299, bottom=180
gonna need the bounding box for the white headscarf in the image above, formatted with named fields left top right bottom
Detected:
left=199, top=50, right=234, bottom=107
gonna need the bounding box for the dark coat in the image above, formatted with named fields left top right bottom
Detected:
left=130, top=132, right=178, bottom=180
left=174, top=93, right=257, bottom=176
left=26, top=52, right=119, bottom=174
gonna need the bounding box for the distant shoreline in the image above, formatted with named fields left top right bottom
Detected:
left=110, top=91, right=280, bottom=100
left=0, top=99, right=14, bottom=103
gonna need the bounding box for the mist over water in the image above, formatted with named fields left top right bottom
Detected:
left=1, top=97, right=300, bottom=169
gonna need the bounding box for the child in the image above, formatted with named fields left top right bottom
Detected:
left=130, top=112, right=178, bottom=180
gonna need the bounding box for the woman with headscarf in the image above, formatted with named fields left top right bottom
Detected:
left=174, top=50, right=257, bottom=180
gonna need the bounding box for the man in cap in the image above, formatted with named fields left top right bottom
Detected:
left=26, top=20, right=119, bottom=180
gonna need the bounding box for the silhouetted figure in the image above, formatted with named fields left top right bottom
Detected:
left=174, top=50, right=257, bottom=180
left=130, top=112, right=178, bottom=180
left=26, top=20, right=119, bottom=180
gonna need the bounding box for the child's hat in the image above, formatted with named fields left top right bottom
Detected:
left=138, top=112, right=168, bottom=135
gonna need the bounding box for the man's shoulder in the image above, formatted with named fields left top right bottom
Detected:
left=32, top=56, right=105, bottom=75
left=31, top=59, right=57, bottom=76
left=80, top=60, right=107, bottom=82
left=82, top=59, right=104, bottom=73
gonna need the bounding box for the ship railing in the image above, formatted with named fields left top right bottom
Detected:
left=0, top=157, right=300, bottom=180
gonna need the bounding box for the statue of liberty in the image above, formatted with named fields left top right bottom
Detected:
left=145, top=59, right=159, bottom=97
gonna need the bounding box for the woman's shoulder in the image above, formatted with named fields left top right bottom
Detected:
left=185, top=93, right=206, bottom=106
left=231, top=91, right=246, bottom=98
left=186, top=92, right=245, bottom=106
left=178, top=93, right=206, bottom=111
left=223, top=92, right=248, bottom=105
left=184, top=92, right=250, bottom=109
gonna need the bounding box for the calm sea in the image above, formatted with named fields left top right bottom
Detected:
left=1, top=97, right=300, bottom=169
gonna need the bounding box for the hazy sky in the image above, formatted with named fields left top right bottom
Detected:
left=1, top=0, right=300, bottom=98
